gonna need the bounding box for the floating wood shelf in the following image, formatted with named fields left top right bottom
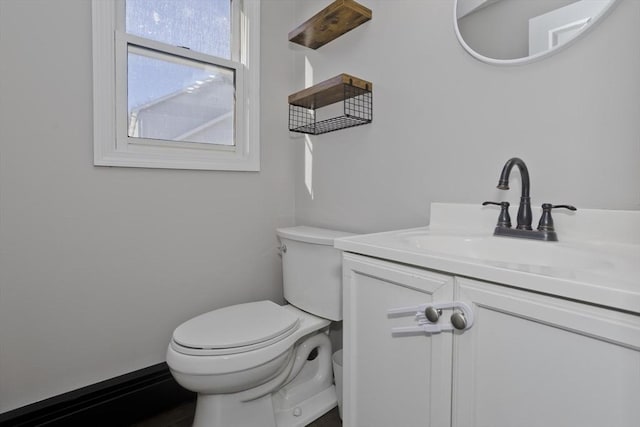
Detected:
left=289, top=74, right=372, bottom=135
left=289, top=74, right=372, bottom=109
left=288, top=0, right=372, bottom=50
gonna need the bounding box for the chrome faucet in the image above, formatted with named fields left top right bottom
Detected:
left=483, top=157, right=576, bottom=241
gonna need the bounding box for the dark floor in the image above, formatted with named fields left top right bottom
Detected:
left=131, top=401, right=341, bottom=427
left=307, top=407, right=341, bottom=427
left=131, top=402, right=195, bottom=427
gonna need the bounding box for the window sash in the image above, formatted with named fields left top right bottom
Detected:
left=115, top=32, right=244, bottom=152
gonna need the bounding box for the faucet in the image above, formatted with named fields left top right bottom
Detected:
left=496, top=157, right=532, bottom=230
left=483, top=158, right=576, bottom=241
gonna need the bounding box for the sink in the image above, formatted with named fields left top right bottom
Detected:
left=397, top=230, right=638, bottom=282
left=401, top=231, right=599, bottom=267
left=334, top=203, right=640, bottom=313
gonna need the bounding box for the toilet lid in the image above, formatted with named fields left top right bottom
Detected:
left=172, top=301, right=300, bottom=351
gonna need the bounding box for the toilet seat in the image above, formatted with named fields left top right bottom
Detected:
left=171, top=301, right=300, bottom=356
left=167, top=304, right=330, bottom=376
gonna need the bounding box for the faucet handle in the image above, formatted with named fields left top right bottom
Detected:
left=537, top=203, right=577, bottom=232
left=482, top=201, right=511, bottom=228
left=546, top=204, right=577, bottom=211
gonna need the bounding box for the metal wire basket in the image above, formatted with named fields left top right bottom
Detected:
left=289, top=83, right=372, bottom=135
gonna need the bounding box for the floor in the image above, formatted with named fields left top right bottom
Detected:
left=307, top=407, right=342, bottom=427
left=131, top=401, right=342, bottom=427
left=131, top=402, right=195, bottom=427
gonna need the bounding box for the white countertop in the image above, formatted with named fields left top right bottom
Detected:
left=335, top=203, right=640, bottom=314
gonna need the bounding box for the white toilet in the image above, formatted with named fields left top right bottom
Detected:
left=166, top=226, right=352, bottom=427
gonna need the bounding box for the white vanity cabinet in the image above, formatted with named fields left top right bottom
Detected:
left=342, top=253, right=455, bottom=427
left=342, top=253, right=640, bottom=427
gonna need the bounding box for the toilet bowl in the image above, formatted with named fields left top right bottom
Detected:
left=166, top=226, right=353, bottom=427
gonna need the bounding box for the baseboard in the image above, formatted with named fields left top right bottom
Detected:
left=0, top=363, right=195, bottom=427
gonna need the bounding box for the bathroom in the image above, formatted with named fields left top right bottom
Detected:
left=0, top=0, right=638, bottom=425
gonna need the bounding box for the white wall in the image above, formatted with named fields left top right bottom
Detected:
left=293, top=0, right=640, bottom=234
left=0, top=0, right=296, bottom=413
left=1, top=0, right=638, bottom=415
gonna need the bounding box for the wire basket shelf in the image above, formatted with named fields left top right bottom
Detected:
left=289, top=83, right=372, bottom=135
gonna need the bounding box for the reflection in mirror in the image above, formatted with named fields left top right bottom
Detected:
left=454, top=0, right=618, bottom=64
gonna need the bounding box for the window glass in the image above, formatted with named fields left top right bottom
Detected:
left=126, top=0, right=231, bottom=59
left=127, top=46, right=235, bottom=146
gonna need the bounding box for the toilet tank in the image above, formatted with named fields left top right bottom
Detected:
left=277, top=226, right=354, bottom=321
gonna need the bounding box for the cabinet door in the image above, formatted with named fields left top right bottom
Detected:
left=453, top=277, right=640, bottom=427
left=342, top=253, right=454, bottom=427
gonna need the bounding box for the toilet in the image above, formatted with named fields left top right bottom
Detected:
left=166, top=226, right=353, bottom=427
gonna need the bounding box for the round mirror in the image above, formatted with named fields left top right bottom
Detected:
left=454, top=0, right=619, bottom=65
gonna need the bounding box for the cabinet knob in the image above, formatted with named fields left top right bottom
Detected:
left=451, top=311, right=467, bottom=330
left=424, top=306, right=442, bottom=323
left=388, top=301, right=474, bottom=334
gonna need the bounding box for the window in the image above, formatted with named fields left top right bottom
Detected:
left=92, top=0, right=260, bottom=171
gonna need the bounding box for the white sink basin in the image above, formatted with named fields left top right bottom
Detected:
left=401, top=231, right=602, bottom=268
left=334, top=203, right=640, bottom=313
left=396, top=230, right=637, bottom=282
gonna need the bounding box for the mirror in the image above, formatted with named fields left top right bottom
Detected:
left=454, top=0, right=619, bottom=65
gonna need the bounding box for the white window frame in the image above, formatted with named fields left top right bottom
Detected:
left=92, top=0, right=260, bottom=171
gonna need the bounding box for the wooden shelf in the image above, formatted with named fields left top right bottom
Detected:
left=288, top=0, right=372, bottom=50
left=288, top=74, right=372, bottom=135
left=288, top=74, right=372, bottom=110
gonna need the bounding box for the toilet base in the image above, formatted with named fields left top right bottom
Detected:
left=192, top=384, right=336, bottom=427
left=193, top=392, right=274, bottom=427
left=274, top=385, right=337, bottom=427
left=190, top=332, right=336, bottom=427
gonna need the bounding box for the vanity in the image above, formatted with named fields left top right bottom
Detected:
left=335, top=203, right=640, bottom=427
